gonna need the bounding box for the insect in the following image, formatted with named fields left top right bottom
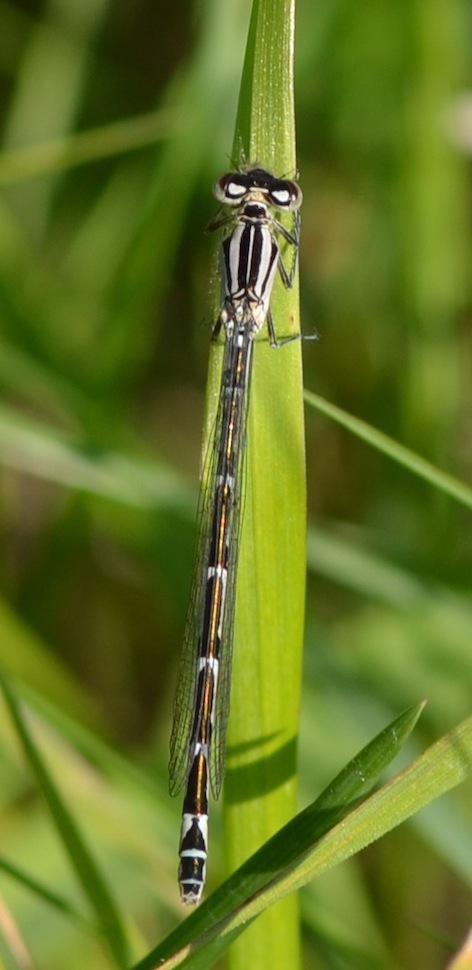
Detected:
left=169, top=166, right=302, bottom=904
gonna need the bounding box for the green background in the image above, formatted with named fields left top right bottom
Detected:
left=0, top=0, right=471, bottom=967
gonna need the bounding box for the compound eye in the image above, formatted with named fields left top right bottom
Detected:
left=213, top=173, right=247, bottom=205
left=269, top=180, right=303, bottom=210
left=270, top=187, right=291, bottom=208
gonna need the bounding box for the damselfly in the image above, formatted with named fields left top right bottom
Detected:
left=169, top=166, right=303, bottom=904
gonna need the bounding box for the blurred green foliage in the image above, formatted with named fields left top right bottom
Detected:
left=0, top=0, right=471, bottom=967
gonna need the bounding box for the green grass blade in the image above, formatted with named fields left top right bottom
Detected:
left=0, top=111, right=175, bottom=186
left=0, top=675, right=132, bottom=969
left=0, top=404, right=194, bottom=513
left=139, top=704, right=472, bottom=970
left=0, top=857, right=92, bottom=929
left=198, top=0, right=306, bottom=968
left=305, top=390, right=472, bottom=510
left=0, top=594, right=101, bottom=726
left=130, top=703, right=423, bottom=969
left=252, top=709, right=472, bottom=908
